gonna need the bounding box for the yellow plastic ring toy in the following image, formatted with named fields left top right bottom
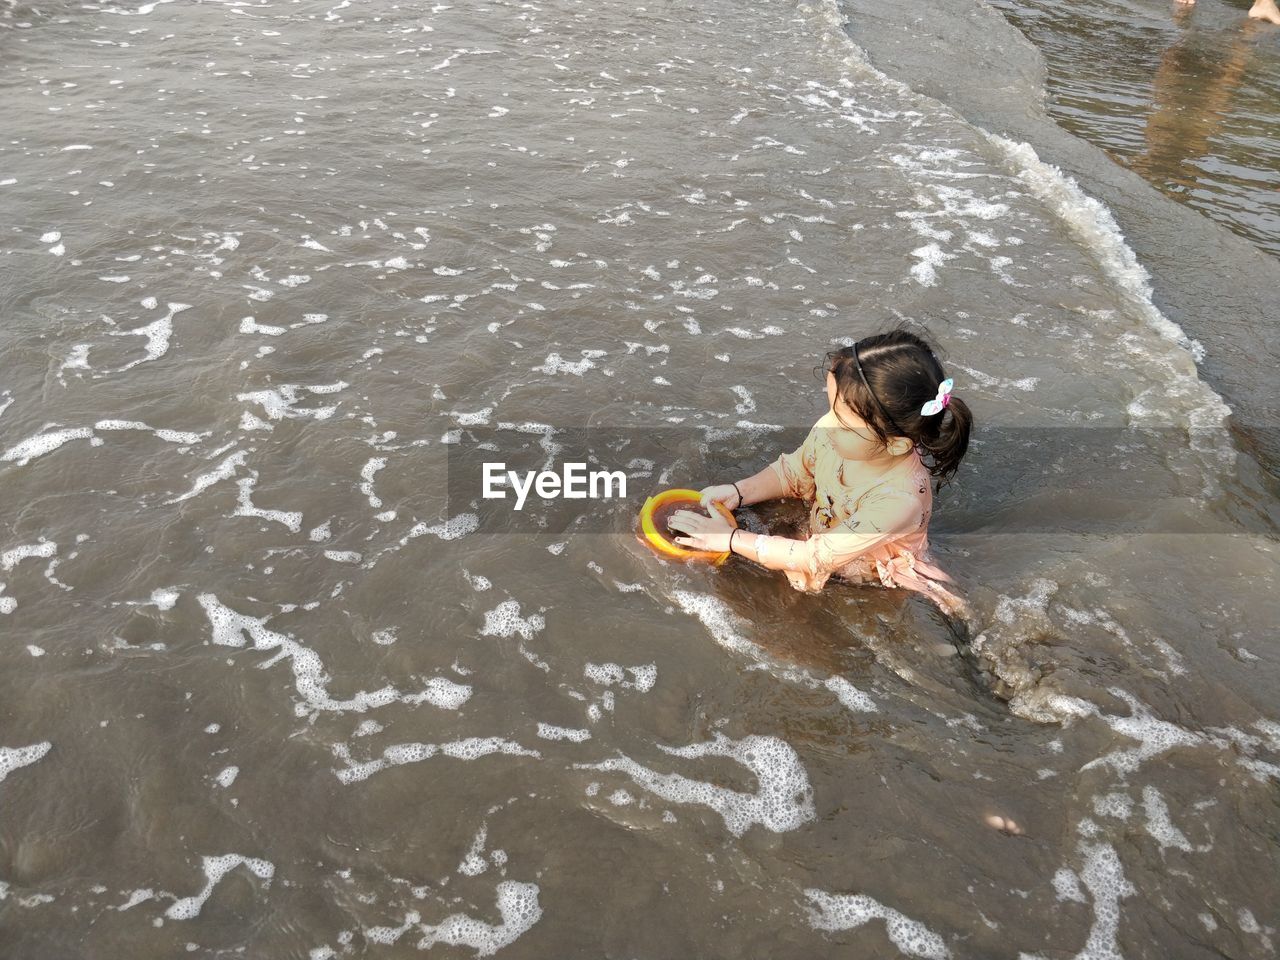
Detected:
left=638, top=488, right=739, bottom=565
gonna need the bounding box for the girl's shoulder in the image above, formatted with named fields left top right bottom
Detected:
left=811, top=410, right=839, bottom=438
left=863, top=450, right=931, bottom=503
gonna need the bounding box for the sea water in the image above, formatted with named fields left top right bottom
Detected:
left=1, top=0, right=1278, bottom=955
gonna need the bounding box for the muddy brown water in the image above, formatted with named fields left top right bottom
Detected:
left=1, top=0, right=1278, bottom=956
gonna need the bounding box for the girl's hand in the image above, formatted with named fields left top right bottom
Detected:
left=667, top=508, right=734, bottom=553
left=698, top=483, right=741, bottom=512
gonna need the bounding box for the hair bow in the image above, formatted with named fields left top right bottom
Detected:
left=920, top=378, right=954, bottom=416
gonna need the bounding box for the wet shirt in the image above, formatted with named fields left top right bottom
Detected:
left=768, top=411, right=965, bottom=616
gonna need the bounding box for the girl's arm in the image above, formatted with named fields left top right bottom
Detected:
left=696, top=463, right=783, bottom=514
left=732, top=493, right=922, bottom=574
left=671, top=490, right=921, bottom=574
left=702, top=425, right=818, bottom=510
left=732, top=463, right=788, bottom=507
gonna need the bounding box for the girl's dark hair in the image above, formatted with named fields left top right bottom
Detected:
left=813, top=324, right=972, bottom=488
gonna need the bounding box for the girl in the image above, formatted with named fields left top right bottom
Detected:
left=668, top=328, right=973, bottom=620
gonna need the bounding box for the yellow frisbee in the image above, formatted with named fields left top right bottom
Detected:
left=638, top=488, right=738, bottom=565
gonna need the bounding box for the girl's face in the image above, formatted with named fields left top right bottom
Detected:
left=825, top=371, right=911, bottom=461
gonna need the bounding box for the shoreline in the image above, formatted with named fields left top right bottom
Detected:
left=838, top=0, right=1280, bottom=481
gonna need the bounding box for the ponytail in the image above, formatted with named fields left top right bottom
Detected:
left=916, top=394, right=971, bottom=489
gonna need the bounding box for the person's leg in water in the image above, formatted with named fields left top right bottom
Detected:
left=1250, top=0, right=1280, bottom=24
left=1195, top=0, right=1280, bottom=23
left=984, top=812, right=1025, bottom=836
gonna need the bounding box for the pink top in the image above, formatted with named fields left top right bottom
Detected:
left=767, top=411, right=967, bottom=617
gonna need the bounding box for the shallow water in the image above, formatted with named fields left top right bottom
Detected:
left=989, top=0, right=1280, bottom=258
left=1, top=0, right=1278, bottom=957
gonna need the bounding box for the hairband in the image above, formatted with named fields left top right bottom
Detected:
left=852, top=342, right=908, bottom=437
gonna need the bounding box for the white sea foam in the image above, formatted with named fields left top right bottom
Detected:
left=585, top=689, right=615, bottom=723
left=1091, top=792, right=1132, bottom=820
left=1, top=539, right=58, bottom=572
left=324, top=550, right=362, bottom=564
left=116, top=889, right=156, bottom=911
left=417, top=885, right=542, bottom=957
left=805, top=888, right=950, bottom=959
left=986, top=135, right=1212, bottom=370
left=165, top=451, right=249, bottom=504
left=669, top=589, right=764, bottom=661
left=1072, top=837, right=1136, bottom=960
left=1140, top=785, right=1202, bottom=852
left=1052, top=868, right=1087, bottom=904
left=107, top=302, right=191, bottom=372
left=58, top=343, right=92, bottom=381
left=480, top=599, right=549, bottom=672
left=1235, top=909, right=1275, bottom=953
left=1203, top=723, right=1280, bottom=783
left=2, top=421, right=205, bottom=469
left=165, top=854, right=274, bottom=920
left=234, top=472, right=303, bottom=532
left=1079, top=690, right=1206, bottom=777
left=94, top=420, right=206, bottom=445
left=240, top=316, right=287, bottom=336
left=331, top=738, right=539, bottom=785
left=458, top=823, right=491, bottom=876
left=584, top=662, right=657, bottom=692
left=481, top=600, right=545, bottom=641
left=0, top=742, right=52, bottom=782
left=404, top=513, right=479, bottom=543
left=948, top=363, right=1041, bottom=398
left=367, top=881, right=542, bottom=956
left=198, top=594, right=472, bottom=717
left=362, top=513, right=479, bottom=570
left=536, top=723, right=591, bottom=742
left=908, top=242, right=956, bottom=287
left=360, top=457, right=387, bottom=508
left=151, top=588, right=179, bottom=610
left=575, top=732, right=814, bottom=837
left=532, top=350, right=606, bottom=376
left=453, top=407, right=493, bottom=427
left=237, top=382, right=348, bottom=421
left=463, top=570, right=492, bottom=591
left=2, top=428, right=97, bottom=466
left=824, top=675, right=878, bottom=713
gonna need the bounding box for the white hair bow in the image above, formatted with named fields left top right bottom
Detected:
left=920, top=378, right=954, bottom=416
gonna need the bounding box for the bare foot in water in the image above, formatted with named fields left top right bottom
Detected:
left=984, top=813, right=1025, bottom=836
left=1250, top=0, right=1280, bottom=24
